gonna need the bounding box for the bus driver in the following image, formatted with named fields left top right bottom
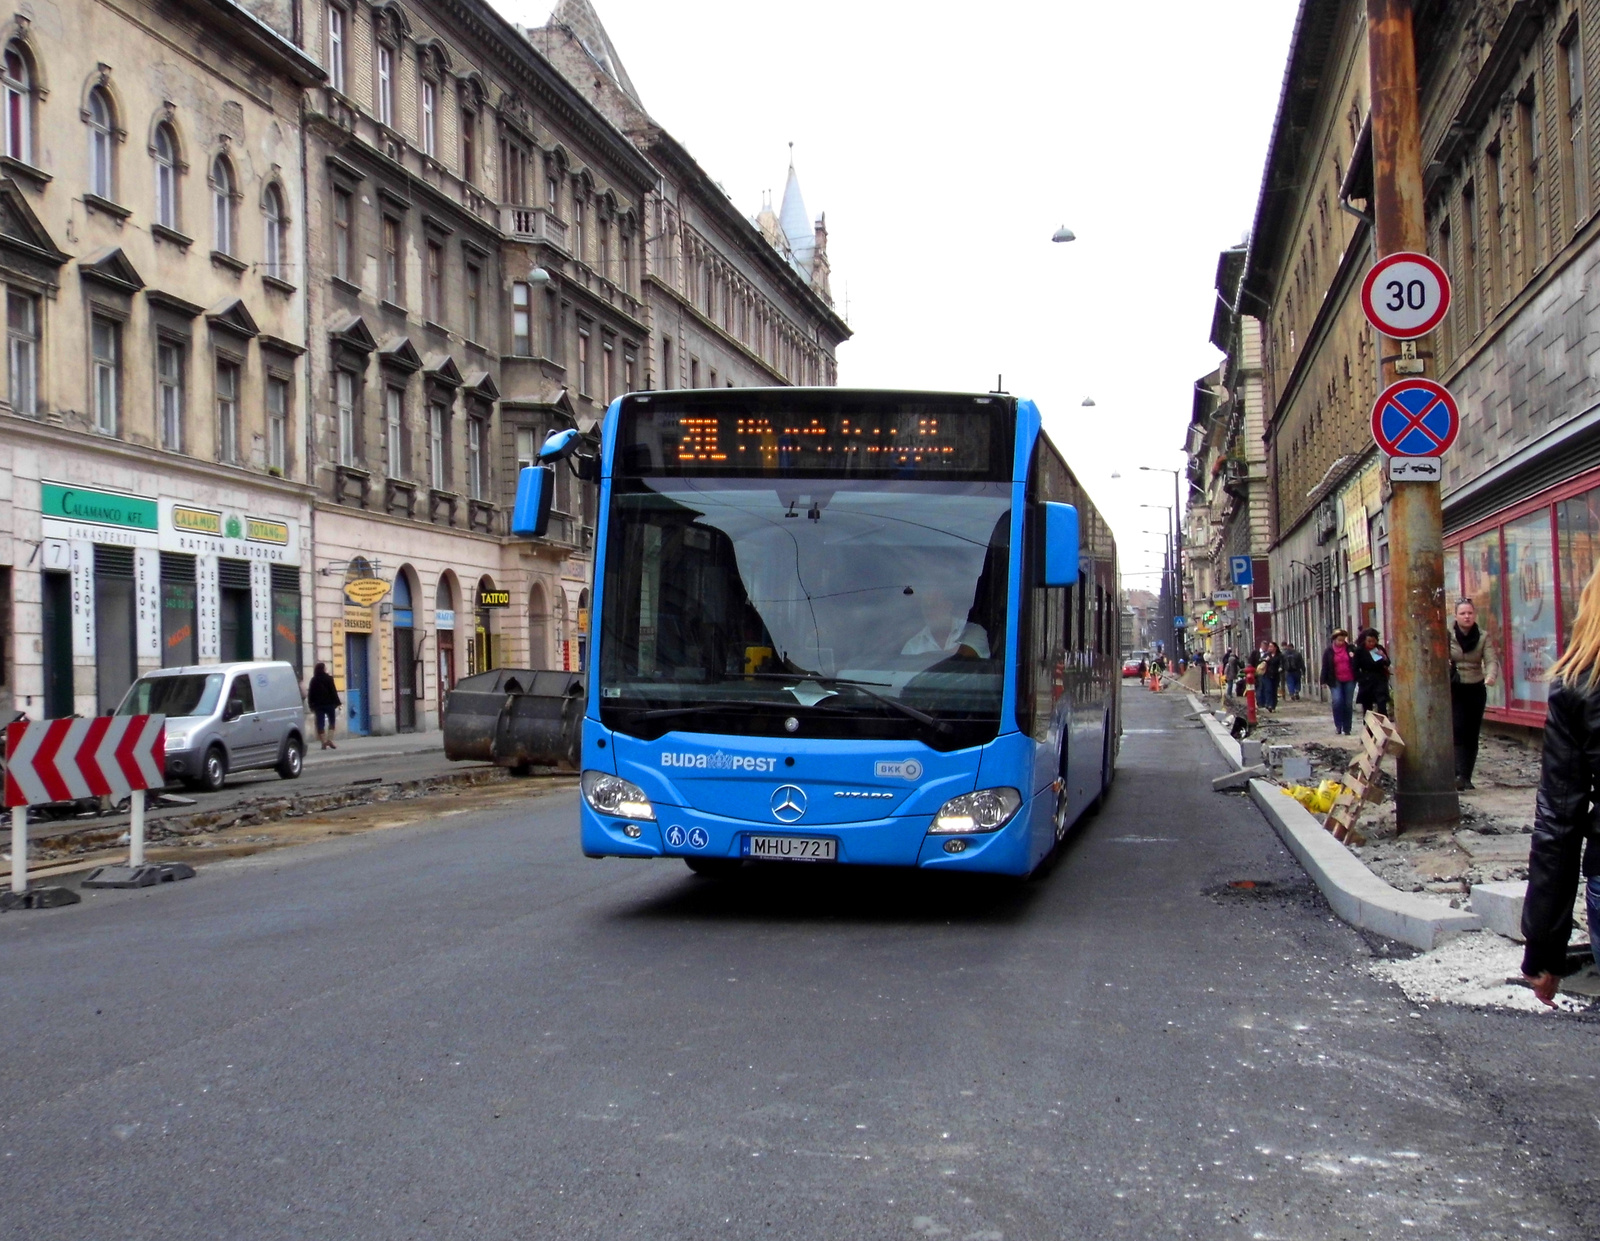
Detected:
left=901, top=585, right=990, bottom=660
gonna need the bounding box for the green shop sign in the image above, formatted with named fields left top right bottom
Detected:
left=41, top=483, right=158, bottom=530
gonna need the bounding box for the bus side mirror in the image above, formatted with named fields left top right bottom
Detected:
left=511, top=465, right=555, bottom=538
left=539, top=427, right=582, bottom=463
left=1042, top=502, right=1079, bottom=586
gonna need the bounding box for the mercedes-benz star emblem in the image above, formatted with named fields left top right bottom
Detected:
left=770, top=784, right=808, bottom=823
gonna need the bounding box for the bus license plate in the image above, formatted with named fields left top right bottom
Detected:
left=744, top=834, right=837, bottom=862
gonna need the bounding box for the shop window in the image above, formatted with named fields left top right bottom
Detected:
left=217, top=557, right=253, bottom=661
left=94, top=543, right=137, bottom=713
left=0, top=565, right=9, bottom=696
left=1505, top=511, right=1557, bottom=712
left=1461, top=529, right=1506, bottom=711
left=1558, top=485, right=1600, bottom=645
left=160, top=551, right=197, bottom=667
left=271, top=563, right=301, bottom=676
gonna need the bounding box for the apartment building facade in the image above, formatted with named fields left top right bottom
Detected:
left=0, top=0, right=320, bottom=719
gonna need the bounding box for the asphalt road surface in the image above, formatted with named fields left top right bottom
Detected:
left=2, top=687, right=1595, bottom=1239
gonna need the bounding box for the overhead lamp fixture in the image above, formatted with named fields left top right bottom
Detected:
left=1052, top=226, right=1077, bottom=243
left=1081, top=397, right=1096, bottom=407
left=529, top=266, right=553, bottom=286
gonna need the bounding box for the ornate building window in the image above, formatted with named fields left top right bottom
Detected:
left=157, top=338, right=183, bottom=450
left=327, top=6, right=347, bottom=95
left=336, top=369, right=358, bottom=465
left=211, top=155, right=237, bottom=255
left=376, top=41, right=394, bottom=127
left=216, top=358, right=240, bottom=464
left=87, top=86, right=115, bottom=200
left=7, top=289, right=38, bottom=415
left=3, top=41, right=33, bottom=163
left=262, top=182, right=287, bottom=280
left=153, top=122, right=180, bottom=230
left=91, top=315, right=119, bottom=433
left=420, top=77, right=437, bottom=158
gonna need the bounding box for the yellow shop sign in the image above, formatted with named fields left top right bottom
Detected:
left=172, top=506, right=223, bottom=535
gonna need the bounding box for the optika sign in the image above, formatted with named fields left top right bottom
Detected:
left=660, top=750, right=777, bottom=773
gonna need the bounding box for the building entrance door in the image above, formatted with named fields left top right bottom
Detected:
left=41, top=570, right=73, bottom=718
left=345, top=632, right=371, bottom=735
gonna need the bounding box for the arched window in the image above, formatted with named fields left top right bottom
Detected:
left=153, top=123, right=178, bottom=229
left=87, top=86, right=114, bottom=199
left=262, top=182, right=286, bottom=279
left=3, top=42, right=31, bottom=163
left=211, top=155, right=235, bottom=255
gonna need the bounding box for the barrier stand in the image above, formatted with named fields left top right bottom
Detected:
left=2, top=749, right=80, bottom=913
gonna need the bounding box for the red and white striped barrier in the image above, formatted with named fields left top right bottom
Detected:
left=3, top=715, right=164, bottom=899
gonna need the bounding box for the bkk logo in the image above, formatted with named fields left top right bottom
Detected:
left=874, top=759, right=924, bottom=781
left=661, top=750, right=778, bottom=773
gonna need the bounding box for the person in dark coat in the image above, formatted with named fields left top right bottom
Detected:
left=307, top=662, right=342, bottom=750
left=1523, top=562, right=1600, bottom=1006
left=1283, top=644, right=1305, bottom=700
left=1259, top=642, right=1283, bottom=712
left=1353, top=628, right=1391, bottom=721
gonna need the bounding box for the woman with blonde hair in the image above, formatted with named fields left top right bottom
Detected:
left=1522, top=561, right=1600, bottom=1005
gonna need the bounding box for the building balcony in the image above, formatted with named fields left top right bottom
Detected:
left=467, top=497, right=498, bottom=534
left=429, top=488, right=460, bottom=528
left=502, top=205, right=568, bottom=252
left=384, top=478, right=417, bottom=520
left=334, top=463, right=371, bottom=509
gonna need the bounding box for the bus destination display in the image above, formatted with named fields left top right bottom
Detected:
left=618, top=395, right=1009, bottom=478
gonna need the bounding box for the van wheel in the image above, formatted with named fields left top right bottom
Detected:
left=276, top=736, right=304, bottom=779
left=199, top=746, right=227, bottom=792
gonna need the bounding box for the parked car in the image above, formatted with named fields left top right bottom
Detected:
left=116, top=661, right=306, bottom=791
left=1122, top=651, right=1149, bottom=678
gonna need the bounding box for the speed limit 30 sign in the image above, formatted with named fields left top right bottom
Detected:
left=1361, top=251, right=1451, bottom=339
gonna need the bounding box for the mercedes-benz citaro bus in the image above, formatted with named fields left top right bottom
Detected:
left=512, top=388, right=1120, bottom=878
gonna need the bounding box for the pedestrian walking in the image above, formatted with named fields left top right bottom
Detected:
left=1449, top=597, right=1500, bottom=791
left=1521, top=562, right=1600, bottom=1006
left=1320, top=629, right=1358, bottom=735
left=1354, top=628, right=1391, bottom=721
left=1283, top=643, right=1305, bottom=700
left=1259, top=642, right=1283, bottom=712
left=307, top=661, right=342, bottom=750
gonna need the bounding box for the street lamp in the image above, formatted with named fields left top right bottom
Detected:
left=1141, top=466, right=1185, bottom=660
left=1052, top=226, right=1077, bottom=243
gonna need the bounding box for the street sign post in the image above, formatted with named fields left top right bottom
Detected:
left=1361, top=251, right=1451, bottom=339
left=1371, top=378, right=1460, bottom=457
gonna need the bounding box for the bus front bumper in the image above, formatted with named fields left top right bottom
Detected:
left=580, top=799, right=1034, bottom=874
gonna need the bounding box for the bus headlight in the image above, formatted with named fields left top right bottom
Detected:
left=581, top=771, right=657, bottom=821
left=930, top=787, right=1021, bottom=834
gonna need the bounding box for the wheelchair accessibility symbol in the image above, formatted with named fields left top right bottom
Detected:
left=665, top=824, right=686, bottom=848
left=687, top=827, right=709, bottom=850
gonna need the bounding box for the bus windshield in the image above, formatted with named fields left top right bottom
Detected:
left=599, top=477, right=1012, bottom=748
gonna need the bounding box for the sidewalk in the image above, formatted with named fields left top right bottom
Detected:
left=304, top=727, right=445, bottom=768
left=1196, top=685, right=1543, bottom=899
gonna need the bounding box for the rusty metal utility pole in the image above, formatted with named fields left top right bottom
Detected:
left=1369, top=0, right=1459, bottom=829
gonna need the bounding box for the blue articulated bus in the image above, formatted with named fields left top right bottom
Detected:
left=512, top=389, right=1120, bottom=877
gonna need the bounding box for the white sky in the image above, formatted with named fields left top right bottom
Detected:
left=500, top=0, right=1302, bottom=591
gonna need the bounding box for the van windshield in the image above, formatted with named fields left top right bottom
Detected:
left=118, top=673, right=224, bottom=719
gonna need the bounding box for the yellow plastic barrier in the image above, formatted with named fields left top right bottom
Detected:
left=1280, top=779, right=1346, bottom=815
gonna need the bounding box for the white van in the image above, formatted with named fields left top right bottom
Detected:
left=116, top=661, right=307, bottom=791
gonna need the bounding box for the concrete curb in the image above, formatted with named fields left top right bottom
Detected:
left=1185, top=691, right=1481, bottom=950
left=1246, top=780, right=1481, bottom=950
left=1186, top=692, right=1243, bottom=768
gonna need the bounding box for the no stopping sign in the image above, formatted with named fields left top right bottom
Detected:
left=1361, top=252, right=1451, bottom=339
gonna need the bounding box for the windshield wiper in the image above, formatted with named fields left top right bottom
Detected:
left=739, top=672, right=951, bottom=733
left=622, top=701, right=764, bottom=722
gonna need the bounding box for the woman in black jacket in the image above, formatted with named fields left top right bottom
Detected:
left=1353, top=628, right=1391, bottom=720
left=1523, top=566, right=1600, bottom=1005
left=306, top=662, right=342, bottom=750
